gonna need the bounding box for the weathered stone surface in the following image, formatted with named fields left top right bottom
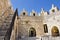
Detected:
left=0, top=0, right=12, bottom=16
left=17, top=16, right=44, bottom=38
left=0, top=7, right=14, bottom=40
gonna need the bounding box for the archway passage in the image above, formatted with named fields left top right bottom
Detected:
left=51, top=26, right=59, bottom=37
left=29, top=27, right=36, bottom=37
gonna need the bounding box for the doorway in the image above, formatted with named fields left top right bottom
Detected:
left=29, top=27, right=36, bottom=37
left=51, top=26, right=59, bottom=36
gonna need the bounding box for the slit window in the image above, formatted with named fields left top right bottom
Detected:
left=33, top=13, right=35, bottom=16
left=43, top=24, right=48, bottom=33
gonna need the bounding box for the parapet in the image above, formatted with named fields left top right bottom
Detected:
left=20, top=4, right=60, bottom=16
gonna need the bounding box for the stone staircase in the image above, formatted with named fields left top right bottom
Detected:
left=0, top=13, right=14, bottom=40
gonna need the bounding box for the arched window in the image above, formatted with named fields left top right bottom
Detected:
left=51, top=26, right=59, bottom=37
left=43, top=24, right=48, bottom=33
left=29, top=27, right=36, bottom=37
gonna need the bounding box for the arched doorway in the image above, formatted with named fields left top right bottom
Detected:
left=51, top=26, right=59, bottom=37
left=29, top=27, right=36, bottom=37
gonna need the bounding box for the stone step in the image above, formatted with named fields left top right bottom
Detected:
left=0, top=36, right=5, bottom=40
left=2, top=21, right=11, bottom=26
left=0, top=23, right=3, bottom=26
left=9, top=15, right=13, bottom=17
left=0, top=22, right=11, bottom=31
left=6, top=18, right=12, bottom=20
left=6, top=15, right=13, bottom=18
left=0, top=26, right=10, bottom=31
left=4, top=16, right=13, bottom=21
left=0, top=30, right=7, bottom=36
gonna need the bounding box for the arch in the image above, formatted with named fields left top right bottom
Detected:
left=51, top=26, right=59, bottom=37
left=29, top=27, right=36, bottom=37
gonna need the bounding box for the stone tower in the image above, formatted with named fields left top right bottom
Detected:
left=0, top=0, right=14, bottom=40
left=0, top=0, right=13, bottom=16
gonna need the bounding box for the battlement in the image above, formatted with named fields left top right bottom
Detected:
left=20, top=4, right=60, bottom=16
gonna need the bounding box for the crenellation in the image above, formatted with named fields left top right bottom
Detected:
left=20, top=9, right=28, bottom=16
left=30, top=10, right=38, bottom=16
left=19, top=4, right=60, bottom=17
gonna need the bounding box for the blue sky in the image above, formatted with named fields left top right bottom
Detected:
left=11, top=0, right=60, bottom=15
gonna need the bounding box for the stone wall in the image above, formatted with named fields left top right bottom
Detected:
left=17, top=16, right=44, bottom=38
left=0, top=0, right=12, bottom=16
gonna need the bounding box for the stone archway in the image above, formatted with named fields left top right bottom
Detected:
left=29, top=27, right=36, bottom=37
left=51, top=26, right=59, bottom=37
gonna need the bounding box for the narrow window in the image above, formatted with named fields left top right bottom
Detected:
left=23, top=12, right=25, bottom=16
left=33, top=13, right=35, bottom=16
left=43, top=24, right=48, bottom=33
left=52, top=9, right=55, bottom=12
